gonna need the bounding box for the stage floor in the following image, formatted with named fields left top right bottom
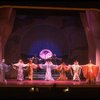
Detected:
left=1, top=79, right=100, bottom=87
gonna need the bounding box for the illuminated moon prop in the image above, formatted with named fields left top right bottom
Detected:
left=39, top=49, right=53, bottom=59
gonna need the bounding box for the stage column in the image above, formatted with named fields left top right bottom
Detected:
left=96, top=41, right=100, bottom=82
left=80, top=12, right=96, bottom=63
left=0, top=8, right=16, bottom=58
left=0, top=37, right=3, bottom=60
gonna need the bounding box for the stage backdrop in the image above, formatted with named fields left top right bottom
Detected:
left=5, top=10, right=88, bottom=65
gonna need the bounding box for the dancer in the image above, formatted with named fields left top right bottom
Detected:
left=27, top=59, right=38, bottom=80
left=39, top=59, right=57, bottom=81
left=12, top=59, right=27, bottom=81
left=51, top=54, right=62, bottom=65
left=82, top=60, right=99, bottom=83
left=32, top=54, right=40, bottom=64
left=0, top=59, right=9, bottom=83
left=56, top=61, right=70, bottom=80
left=71, top=60, right=81, bottom=81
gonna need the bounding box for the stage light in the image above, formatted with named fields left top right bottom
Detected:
left=31, top=87, right=34, bottom=90
left=35, top=87, right=39, bottom=92
left=63, top=87, right=69, bottom=92
left=30, top=87, right=35, bottom=92
left=29, top=87, right=39, bottom=92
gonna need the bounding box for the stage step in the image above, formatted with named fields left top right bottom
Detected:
left=25, top=69, right=60, bottom=80
left=25, top=69, right=73, bottom=80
